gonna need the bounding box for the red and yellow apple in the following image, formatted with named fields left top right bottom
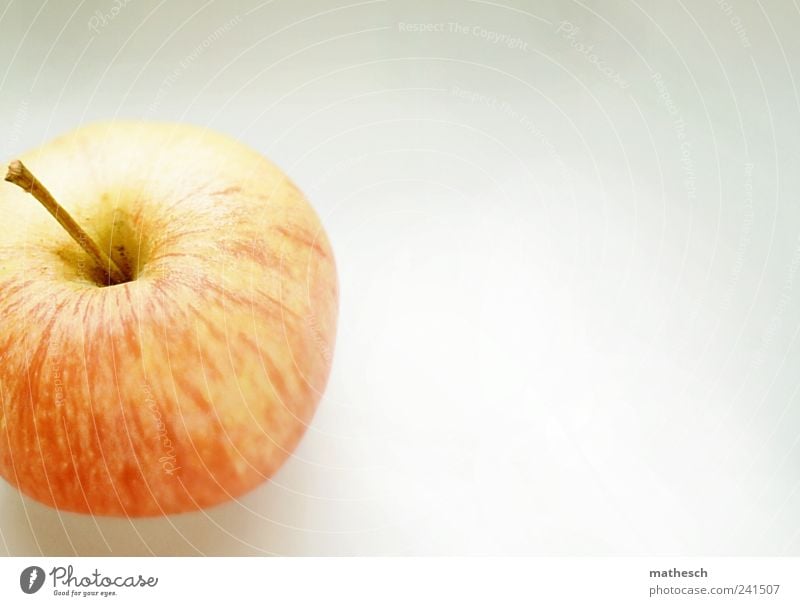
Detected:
left=0, top=122, right=337, bottom=516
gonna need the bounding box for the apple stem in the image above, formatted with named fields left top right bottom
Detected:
left=4, top=160, right=130, bottom=286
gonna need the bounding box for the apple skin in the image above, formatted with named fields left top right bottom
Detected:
left=0, top=122, right=338, bottom=516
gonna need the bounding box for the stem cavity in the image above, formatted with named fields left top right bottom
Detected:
left=5, top=160, right=130, bottom=286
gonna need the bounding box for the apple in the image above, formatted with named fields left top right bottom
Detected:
left=0, top=122, right=338, bottom=516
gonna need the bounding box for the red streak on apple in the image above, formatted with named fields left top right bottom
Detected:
left=0, top=122, right=338, bottom=516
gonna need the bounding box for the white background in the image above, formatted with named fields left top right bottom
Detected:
left=1, top=0, right=799, bottom=555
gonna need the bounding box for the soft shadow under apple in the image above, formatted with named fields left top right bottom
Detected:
left=0, top=464, right=317, bottom=556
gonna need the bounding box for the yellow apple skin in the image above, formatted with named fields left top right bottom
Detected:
left=0, top=122, right=338, bottom=516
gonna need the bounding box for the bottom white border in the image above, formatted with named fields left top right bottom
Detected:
left=1, top=557, right=798, bottom=605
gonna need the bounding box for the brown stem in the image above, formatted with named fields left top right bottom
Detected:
left=5, top=160, right=129, bottom=286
